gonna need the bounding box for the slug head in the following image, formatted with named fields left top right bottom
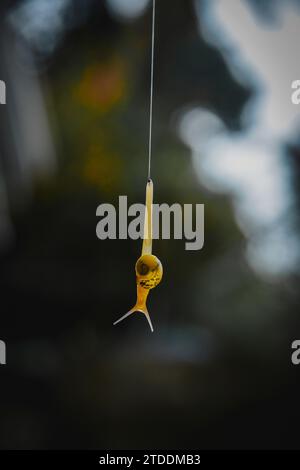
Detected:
left=135, top=254, right=163, bottom=290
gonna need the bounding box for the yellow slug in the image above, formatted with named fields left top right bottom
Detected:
left=113, top=179, right=163, bottom=332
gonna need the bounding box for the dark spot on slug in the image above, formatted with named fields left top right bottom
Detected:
left=137, top=261, right=150, bottom=276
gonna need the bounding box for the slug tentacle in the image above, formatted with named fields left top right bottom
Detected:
left=113, top=308, right=136, bottom=327
left=113, top=308, right=153, bottom=332
left=143, top=309, right=154, bottom=333
left=113, top=284, right=154, bottom=332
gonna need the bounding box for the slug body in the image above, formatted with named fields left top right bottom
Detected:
left=113, top=179, right=163, bottom=332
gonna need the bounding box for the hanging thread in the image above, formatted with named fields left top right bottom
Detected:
left=148, top=0, right=156, bottom=181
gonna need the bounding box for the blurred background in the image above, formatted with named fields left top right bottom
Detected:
left=0, top=0, right=300, bottom=450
